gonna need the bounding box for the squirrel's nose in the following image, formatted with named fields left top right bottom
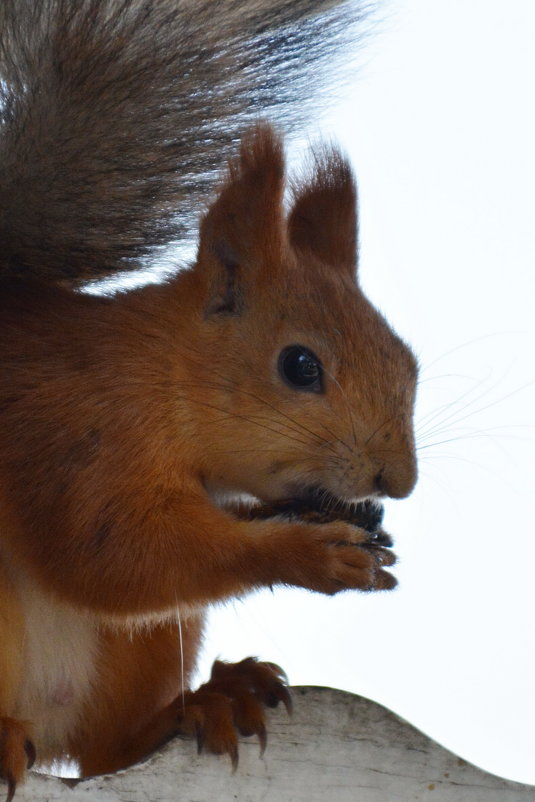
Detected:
left=373, top=459, right=417, bottom=500
left=373, top=469, right=385, bottom=495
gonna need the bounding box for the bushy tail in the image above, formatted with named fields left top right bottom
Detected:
left=0, top=0, right=367, bottom=284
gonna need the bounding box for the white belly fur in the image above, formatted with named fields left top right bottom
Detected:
left=14, top=579, right=99, bottom=758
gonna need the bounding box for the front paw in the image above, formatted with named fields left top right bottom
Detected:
left=0, top=719, right=35, bottom=802
left=277, top=521, right=397, bottom=595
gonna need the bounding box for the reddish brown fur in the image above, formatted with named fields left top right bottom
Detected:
left=0, top=125, right=418, bottom=792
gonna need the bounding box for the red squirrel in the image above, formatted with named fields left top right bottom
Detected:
left=0, top=0, right=418, bottom=797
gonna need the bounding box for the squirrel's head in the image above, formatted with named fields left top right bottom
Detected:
left=187, top=124, right=418, bottom=508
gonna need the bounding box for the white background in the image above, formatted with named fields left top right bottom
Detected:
left=198, top=0, right=535, bottom=786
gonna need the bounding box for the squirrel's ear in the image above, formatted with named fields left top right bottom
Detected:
left=197, top=124, right=285, bottom=315
left=288, top=148, right=358, bottom=278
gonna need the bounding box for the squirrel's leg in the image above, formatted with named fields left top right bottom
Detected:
left=124, top=657, right=290, bottom=771
left=0, top=570, right=35, bottom=802
left=73, top=612, right=204, bottom=777
left=0, top=720, right=35, bottom=802
left=76, top=630, right=289, bottom=775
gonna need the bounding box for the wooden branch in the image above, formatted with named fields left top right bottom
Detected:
left=14, top=687, right=535, bottom=801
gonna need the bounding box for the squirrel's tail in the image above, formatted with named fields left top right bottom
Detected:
left=0, top=0, right=366, bottom=285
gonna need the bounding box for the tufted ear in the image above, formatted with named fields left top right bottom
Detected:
left=288, top=148, right=358, bottom=278
left=196, top=124, right=286, bottom=315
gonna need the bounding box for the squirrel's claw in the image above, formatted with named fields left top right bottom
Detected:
left=179, top=657, right=290, bottom=770
left=4, top=775, right=16, bottom=802
left=24, top=740, right=36, bottom=771
left=229, top=742, right=239, bottom=773
left=0, top=720, right=35, bottom=802
left=256, top=722, right=267, bottom=757
left=5, top=778, right=16, bottom=802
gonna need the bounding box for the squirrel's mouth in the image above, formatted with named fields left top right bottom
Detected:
left=270, top=485, right=390, bottom=543
left=206, top=480, right=390, bottom=543
left=282, top=484, right=379, bottom=517
left=285, top=484, right=350, bottom=513
left=214, top=484, right=392, bottom=545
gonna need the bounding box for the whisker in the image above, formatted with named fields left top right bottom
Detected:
left=364, top=413, right=406, bottom=447
left=209, top=447, right=290, bottom=455
left=371, top=446, right=413, bottom=459
left=417, top=422, right=535, bottom=450
left=415, top=369, right=494, bottom=433
left=417, top=425, right=534, bottom=455
left=226, top=384, right=340, bottom=452
left=418, top=452, right=492, bottom=464
left=312, top=417, right=352, bottom=454
left=419, top=332, right=521, bottom=373
left=416, top=468, right=458, bottom=500
left=172, top=392, right=312, bottom=449
left=176, top=601, right=185, bottom=713
left=417, top=377, right=535, bottom=445
left=416, top=355, right=535, bottom=433
left=417, top=371, right=487, bottom=385
left=182, top=372, right=329, bottom=444
left=321, top=363, right=357, bottom=452
left=172, top=378, right=340, bottom=455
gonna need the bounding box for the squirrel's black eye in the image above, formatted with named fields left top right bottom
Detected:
left=278, top=345, right=323, bottom=392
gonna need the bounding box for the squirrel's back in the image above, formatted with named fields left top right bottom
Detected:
left=0, top=0, right=366, bottom=285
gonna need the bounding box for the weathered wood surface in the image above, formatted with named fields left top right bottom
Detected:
left=14, top=687, right=535, bottom=801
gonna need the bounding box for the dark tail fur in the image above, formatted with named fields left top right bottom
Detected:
left=0, top=0, right=367, bottom=284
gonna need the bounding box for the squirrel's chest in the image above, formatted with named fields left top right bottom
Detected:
left=14, top=582, right=99, bottom=758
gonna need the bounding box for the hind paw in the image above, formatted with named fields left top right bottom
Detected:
left=178, top=657, right=290, bottom=768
